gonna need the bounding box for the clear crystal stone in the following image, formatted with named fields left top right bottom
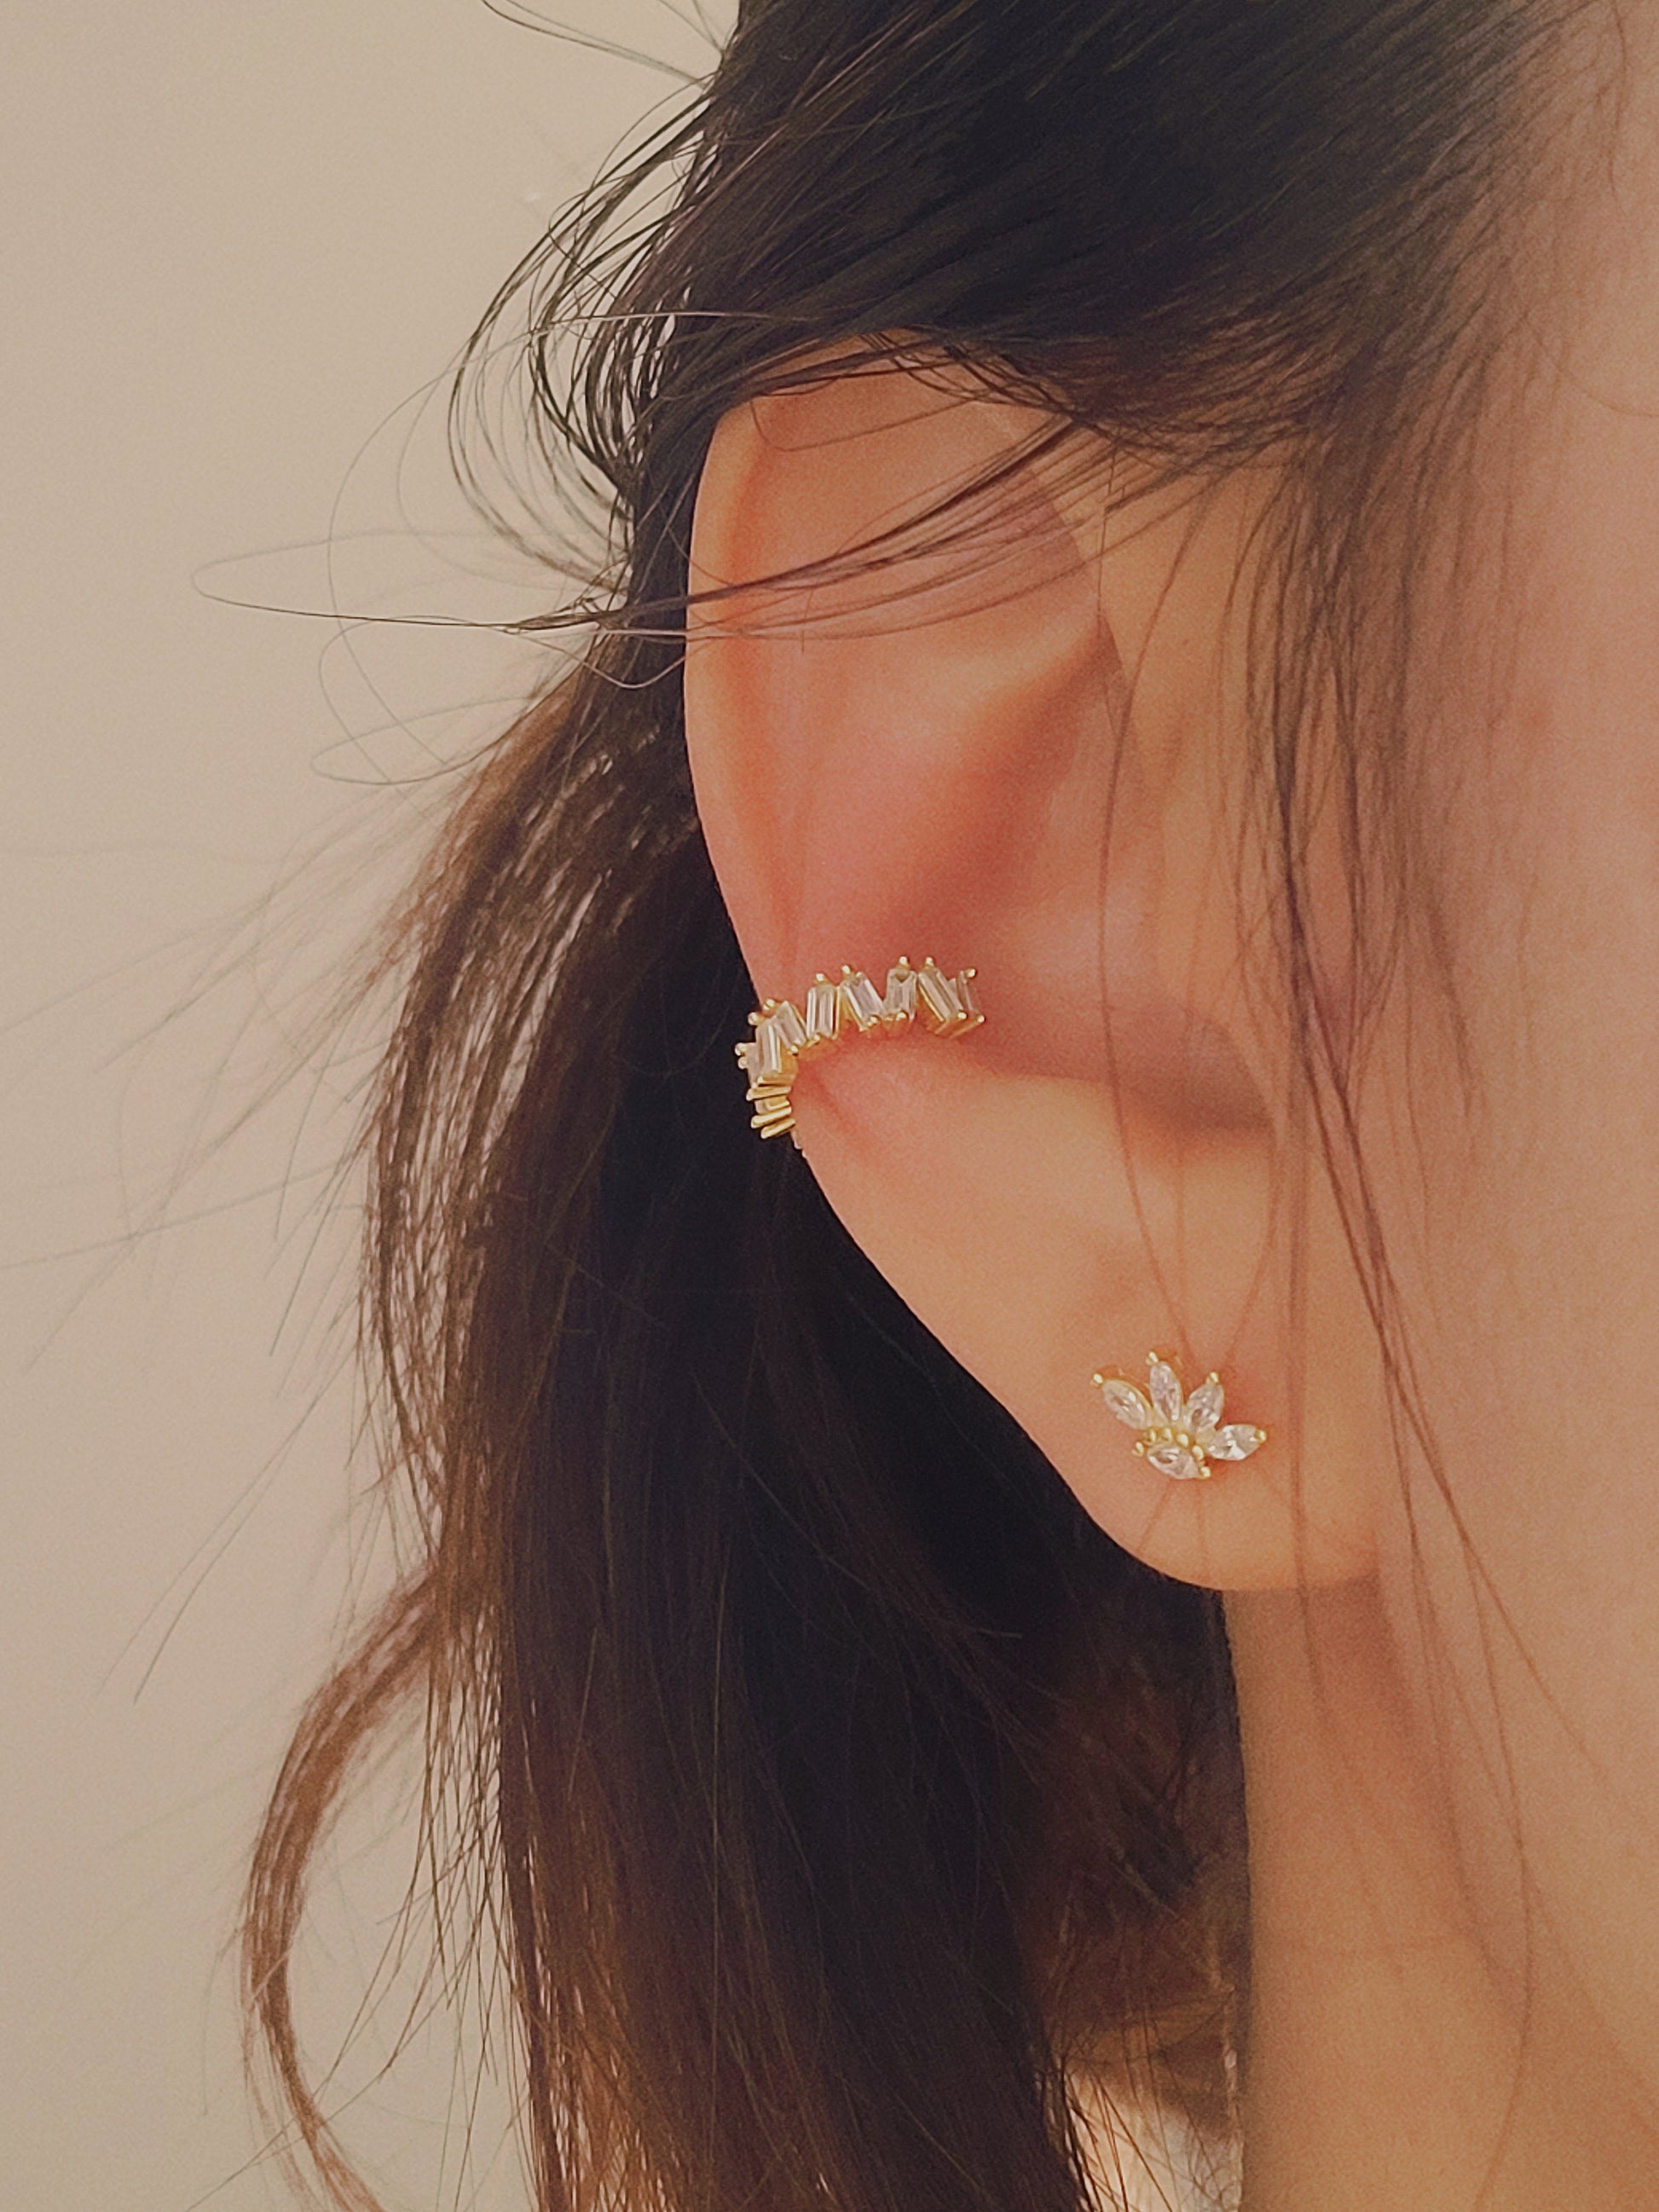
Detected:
left=771, top=999, right=807, bottom=1050
left=954, top=969, right=985, bottom=1027
left=916, top=962, right=965, bottom=1031
left=1184, top=1377, right=1224, bottom=1434
left=1097, top=1377, right=1153, bottom=1429
left=881, top=964, right=918, bottom=1025
left=1205, top=1424, right=1264, bottom=1461
left=756, top=1015, right=799, bottom=1085
left=805, top=979, right=840, bottom=1043
left=837, top=970, right=885, bottom=1030
left=1146, top=1442, right=1205, bottom=1480
left=1147, top=1358, right=1184, bottom=1424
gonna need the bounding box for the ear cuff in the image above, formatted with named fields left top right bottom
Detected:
left=734, top=956, right=983, bottom=1142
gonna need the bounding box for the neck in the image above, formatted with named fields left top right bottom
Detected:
left=1225, top=1580, right=1650, bottom=2211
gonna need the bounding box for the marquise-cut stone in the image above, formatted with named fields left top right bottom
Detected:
left=1184, top=1377, right=1224, bottom=1434
left=837, top=970, right=885, bottom=1030
left=1205, top=1424, right=1263, bottom=1462
left=1147, top=1359, right=1184, bottom=1424
left=1146, top=1442, right=1205, bottom=1481
left=1097, top=1377, right=1154, bottom=1429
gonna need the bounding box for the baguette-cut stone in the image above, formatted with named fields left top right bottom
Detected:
left=805, top=976, right=840, bottom=1044
left=755, top=1014, right=799, bottom=1086
left=837, top=968, right=885, bottom=1030
left=770, top=998, right=807, bottom=1051
left=916, top=962, right=965, bottom=1031
left=954, top=967, right=986, bottom=1029
left=880, top=963, right=918, bottom=1025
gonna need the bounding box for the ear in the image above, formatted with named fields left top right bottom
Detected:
left=684, top=353, right=1380, bottom=1589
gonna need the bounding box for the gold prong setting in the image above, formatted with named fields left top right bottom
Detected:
left=1090, top=1351, right=1267, bottom=1480
left=735, top=956, right=983, bottom=1142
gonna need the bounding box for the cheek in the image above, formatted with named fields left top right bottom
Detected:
left=1361, top=424, right=1659, bottom=2085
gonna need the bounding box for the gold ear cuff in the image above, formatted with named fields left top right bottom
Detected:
left=1091, top=1351, right=1267, bottom=1480
left=735, top=956, right=984, bottom=1141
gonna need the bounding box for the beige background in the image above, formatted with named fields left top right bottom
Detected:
left=1, top=6, right=725, bottom=2206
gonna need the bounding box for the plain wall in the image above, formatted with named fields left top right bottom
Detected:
left=0, top=7, right=725, bottom=2205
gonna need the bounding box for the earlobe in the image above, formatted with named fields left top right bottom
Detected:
left=685, top=354, right=1379, bottom=1592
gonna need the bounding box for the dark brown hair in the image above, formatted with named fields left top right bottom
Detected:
left=245, top=3, right=1573, bottom=2206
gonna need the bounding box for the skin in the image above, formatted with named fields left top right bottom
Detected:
left=681, top=14, right=1659, bottom=2205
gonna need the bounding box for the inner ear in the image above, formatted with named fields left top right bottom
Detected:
left=684, top=349, right=1275, bottom=1143
left=684, top=359, right=1135, bottom=1034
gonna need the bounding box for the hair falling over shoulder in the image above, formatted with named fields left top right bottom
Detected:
left=244, top=3, right=1571, bottom=2206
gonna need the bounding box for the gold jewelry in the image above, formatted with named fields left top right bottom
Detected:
left=1090, top=1351, right=1266, bottom=1481
left=735, top=956, right=984, bottom=1141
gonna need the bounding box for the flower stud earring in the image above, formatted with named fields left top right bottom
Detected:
left=1091, top=1352, right=1266, bottom=1480
left=735, top=956, right=983, bottom=1142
